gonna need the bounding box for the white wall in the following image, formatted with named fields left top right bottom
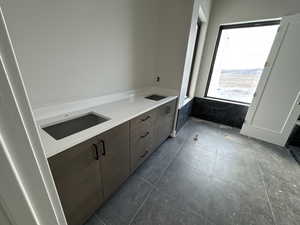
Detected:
left=195, top=0, right=300, bottom=97
left=1, top=0, right=159, bottom=109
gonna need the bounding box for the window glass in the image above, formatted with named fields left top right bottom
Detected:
left=206, top=23, right=279, bottom=104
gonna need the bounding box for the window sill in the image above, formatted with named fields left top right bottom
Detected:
left=181, top=97, right=193, bottom=108
left=202, top=97, right=250, bottom=107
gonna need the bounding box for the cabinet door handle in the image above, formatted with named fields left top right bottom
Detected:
left=140, top=131, right=150, bottom=138
left=140, top=151, right=149, bottom=158
left=100, top=140, right=106, bottom=156
left=141, top=115, right=151, bottom=122
left=93, top=143, right=99, bottom=160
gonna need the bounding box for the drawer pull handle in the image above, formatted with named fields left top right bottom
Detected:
left=100, top=140, right=106, bottom=156
left=93, top=143, right=99, bottom=160
left=140, top=132, right=150, bottom=138
left=140, top=151, right=149, bottom=158
left=141, top=115, right=151, bottom=122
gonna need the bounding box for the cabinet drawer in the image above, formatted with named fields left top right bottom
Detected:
left=131, top=109, right=156, bottom=131
left=131, top=122, right=155, bottom=145
left=130, top=127, right=154, bottom=171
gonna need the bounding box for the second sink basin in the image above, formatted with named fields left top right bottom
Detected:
left=42, top=112, right=110, bottom=140
left=145, top=94, right=167, bottom=101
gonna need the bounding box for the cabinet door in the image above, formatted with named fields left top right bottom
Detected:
left=154, top=100, right=176, bottom=148
left=98, top=122, right=130, bottom=200
left=48, top=137, right=104, bottom=225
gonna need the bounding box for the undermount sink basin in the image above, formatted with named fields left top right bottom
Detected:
left=42, top=112, right=110, bottom=140
left=145, top=94, right=167, bottom=101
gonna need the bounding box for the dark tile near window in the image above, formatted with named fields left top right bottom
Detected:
left=96, top=174, right=153, bottom=225
left=191, top=98, right=248, bottom=128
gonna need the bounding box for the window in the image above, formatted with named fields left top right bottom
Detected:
left=205, top=20, right=280, bottom=104
left=186, top=20, right=201, bottom=97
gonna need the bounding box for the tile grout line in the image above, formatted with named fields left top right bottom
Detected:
left=93, top=213, right=107, bottom=225
left=257, top=160, right=278, bottom=225
left=135, top=174, right=156, bottom=189
left=152, top=133, right=191, bottom=188
left=127, top=185, right=156, bottom=225
left=127, top=127, right=197, bottom=225
left=133, top=119, right=192, bottom=185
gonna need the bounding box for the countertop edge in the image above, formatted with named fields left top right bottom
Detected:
left=41, top=95, right=178, bottom=159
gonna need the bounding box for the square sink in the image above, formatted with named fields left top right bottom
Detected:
left=42, top=112, right=109, bottom=140
left=145, top=94, right=167, bottom=101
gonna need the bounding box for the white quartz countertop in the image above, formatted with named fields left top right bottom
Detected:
left=37, top=94, right=177, bottom=158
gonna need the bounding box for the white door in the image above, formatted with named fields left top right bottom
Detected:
left=241, top=14, right=300, bottom=146
left=0, top=7, right=67, bottom=225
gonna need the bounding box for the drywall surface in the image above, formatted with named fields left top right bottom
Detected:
left=195, top=0, right=300, bottom=97
left=1, top=0, right=159, bottom=108
left=156, top=0, right=194, bottom=91
left=155, top=0, right=212, bottom=108
left=0, top=202, right=12, bottom=225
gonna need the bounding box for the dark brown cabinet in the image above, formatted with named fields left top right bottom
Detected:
left=48, top=122, right=130, bottom=225
left=130, top=109, right=156, bottom=171
left=153, top=100, right=176, bottom=149
left=98, top=122, right=130, bottom=200
left=48, top=99, right=177, bottom=225
left=48, top=137, right=104, bottom=225
left=130, top=100, right=177, bottom=171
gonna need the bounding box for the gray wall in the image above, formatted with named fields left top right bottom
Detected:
left=195, top=0, right=300, bottom=97
left=1, top=0, right=159, bottom=108
left=0, top=203, right=11, bottom=225
left=157, top=0, right=211, bottom=92
left=156, top=0, right=194, bottom=90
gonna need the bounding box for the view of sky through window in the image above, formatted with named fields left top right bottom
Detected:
left=207, top=23, right=279, bottom=103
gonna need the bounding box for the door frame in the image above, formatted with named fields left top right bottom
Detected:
left=0, top=7, right=67, bottom=225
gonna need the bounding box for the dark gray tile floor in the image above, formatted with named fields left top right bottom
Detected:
left=85, top=118, right=300, bottom=225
